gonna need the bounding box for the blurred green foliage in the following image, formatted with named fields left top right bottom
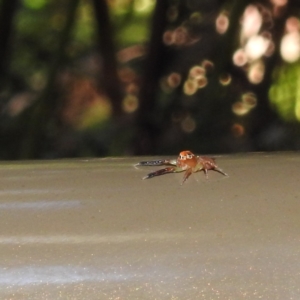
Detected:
left=270, top=63, right=300, bottom=122
left=23, top=0, right=47, bottom=10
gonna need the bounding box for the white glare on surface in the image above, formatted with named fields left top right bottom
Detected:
left=0, top=265, right=139, bottom=286
left=0, top=200, right=81, bottom=210
left=0, top=233, right=190, bottom=245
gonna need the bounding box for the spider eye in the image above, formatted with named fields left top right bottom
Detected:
left=180, top=155, right=186, bottom=160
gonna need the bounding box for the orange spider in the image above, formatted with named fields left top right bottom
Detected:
left=136, top=150, right=228, bottom=185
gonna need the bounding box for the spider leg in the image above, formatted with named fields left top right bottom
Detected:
left=201, top=166, right=228, bottom=178
left=203, top=168, right=208, bottom=179
left=143, top=167, right=181, bottom=180
left=198, top=156, right=228, bottom=178
left=213, top=167, right=228, bottom=177
left=135, top=159, right=177, bottom=167
left=181, top=168, right=192, bottom=185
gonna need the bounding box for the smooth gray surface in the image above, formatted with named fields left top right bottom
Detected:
left=0, top=153, right=299, bottom=299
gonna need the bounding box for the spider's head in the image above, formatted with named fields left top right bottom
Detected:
left=177, top=150, right=196, bottom=168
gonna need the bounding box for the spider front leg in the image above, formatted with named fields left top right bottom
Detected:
left=212, top=166, right=228, bottom=177
left=201, top=167, right=228, bottom=178
left=143, top=166, right=192, bottom=185
left=135, top=159, right=177, bottom=167
left=142, top=166, right=182, bottom=180
left=181, top=168, right=193, bottom=185
left=202, top=168, right=209, bottom=179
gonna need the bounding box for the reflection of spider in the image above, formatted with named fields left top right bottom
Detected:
left=136, top=150, right=228, bottom=185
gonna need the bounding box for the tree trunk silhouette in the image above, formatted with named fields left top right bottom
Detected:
left=133, top=0, right=169, bottom=155
left=0, top=0, right=19, bottom=83
left=92, top=0, right=123, bottom=117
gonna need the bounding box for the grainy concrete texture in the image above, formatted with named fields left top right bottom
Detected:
left=0, top=153, right=299, bottom=299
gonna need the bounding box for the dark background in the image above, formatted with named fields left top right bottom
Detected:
left=0, top=0, right=300, bottom=159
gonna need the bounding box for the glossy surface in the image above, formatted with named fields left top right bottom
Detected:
left=0, top=153, right=300, bottom=299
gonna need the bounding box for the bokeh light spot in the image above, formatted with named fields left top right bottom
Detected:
left=285, top=17, right=300, bottom=33
left=6, top=93, right=34, bottom=117
left=280, top=31, right=300, bottom=63
left=197, top=76, right=208, bottom=89
left=232, top=102, right=250, bottom=116
left=233, top=49, right=248, bottom=66
left=167, top=72, right=182, bottom=88
left=248, top=60, right=265, bottom=84
left=181, top=116, right=196, bottom=133
left=219, top=73, right=232, bottom=86
left=244, top=35, right=270, bottom=61
left=122, top=95, right=139, bottom=113
left=216, top=12, right=229, bottom=34
left=163, top=30, right=174, bottom=45
left=183, top=79, right=198, bottom=95
left=189, top=66, right=206, bottom=79
left=231, top=123, right=245, bottom=137
left=78, top=97, right=112, bottom=129
left=173, top=27, right=189, bottom=46
left=201, top=60, right=214, bottom=72
left=242, top=92, right=257, bottom=108
left=271, top=0, right=288, bottom=7
left=241, top=5, right=262, bottom=41
left=133, top=0, right=155, bottom=13
left=125, top=83, right=139, bottom=95
left=29, top=71, right=47, bottom=91
left=189, top=12, right=203, bottom=24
